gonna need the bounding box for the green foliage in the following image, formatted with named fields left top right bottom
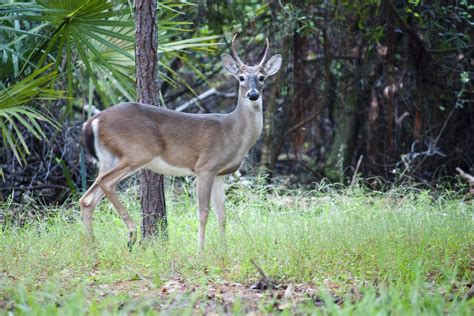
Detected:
left=0, top=64, right=62, bottom=166
left=0, top=0, right=220, bottom=109
left=1, top=185, right=472, bottom=313
left=1, top=1, right=133, bottom=77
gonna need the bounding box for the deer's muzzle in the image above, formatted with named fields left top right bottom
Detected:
left=247, top=90, right=260, bottom=101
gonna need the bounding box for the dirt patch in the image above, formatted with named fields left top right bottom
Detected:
left=90, top=275, right=333, bottom=313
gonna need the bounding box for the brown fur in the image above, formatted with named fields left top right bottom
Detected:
left=94, top=102, right=257, bottom=174
left=79, top=37, right=281, bottom=251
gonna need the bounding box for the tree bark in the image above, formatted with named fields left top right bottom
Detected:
left=135, top=0, right=167, bottom=239
left=290, top=28, right=308, bottom=155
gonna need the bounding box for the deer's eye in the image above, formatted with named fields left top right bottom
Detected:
left=259, top=76, right=265, bottom=82
left=239, top=75, right=245, bottom=82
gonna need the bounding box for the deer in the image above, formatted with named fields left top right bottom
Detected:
left=79, top=34, right=282, bottom=251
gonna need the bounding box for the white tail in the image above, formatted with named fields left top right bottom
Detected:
left=79, top=34, right=282, bottom=251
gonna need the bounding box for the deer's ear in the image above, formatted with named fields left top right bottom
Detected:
left=263, top=54, right=282, bottom=76
left=221, top=54, right=240, bottom=75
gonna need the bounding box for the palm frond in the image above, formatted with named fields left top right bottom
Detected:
left=0, top=64, right=63, bottom=164
left=1, top=0, right=221, bottom=107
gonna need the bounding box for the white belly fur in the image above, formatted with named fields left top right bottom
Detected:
left=144, top=156, right=195, bottom=177
left=92, top=118, right=118, bottom=171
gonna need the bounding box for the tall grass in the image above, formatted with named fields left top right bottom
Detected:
left=0, top=181, right=472, bottom=314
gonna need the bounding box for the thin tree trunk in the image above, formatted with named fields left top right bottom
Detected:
left=135, top=0, right=167, bottom=239
left=259, top=40, right=285, bottom=179
left=382, top=0, right=396, bottom=154
left=290, top=28, right=308, bottom=155
left=258, top=2, right=280, bottom=181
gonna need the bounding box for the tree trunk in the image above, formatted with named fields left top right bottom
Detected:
left=259, top=36, right=286, bottom=180
left=135, top=0, right=167, bottom=239
left=290, top=28, right=308, bottom=155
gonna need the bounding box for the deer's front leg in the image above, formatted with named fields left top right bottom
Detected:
left=196, top=173, right=215, bottom=252
left=211, top=176, right=226, bottom=248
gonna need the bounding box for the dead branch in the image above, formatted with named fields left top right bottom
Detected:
left=175, top=88, right=236, bottom=112
left=350, top=155, right=364, bottom=188
left=2, top=184, right=67, bottom=191
left=456, top=167, right=474, bottom=195
left=250, top=259, right=272, bottom=290
left=284, top=110, right=322, bottom=137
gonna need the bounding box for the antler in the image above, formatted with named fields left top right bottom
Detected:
left=231, top=34, right=269, bottom=68
left=257, top=37, right=269, bottom=68
left=231, top=33, right=244, bottom=67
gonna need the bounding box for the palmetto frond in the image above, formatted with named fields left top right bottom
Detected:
left=0, top=0, right=220, bottom=107
left=0, top=64, right=63, bottom=165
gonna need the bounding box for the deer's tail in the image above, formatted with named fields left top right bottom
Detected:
left=82, top=119, right=98, bottom=161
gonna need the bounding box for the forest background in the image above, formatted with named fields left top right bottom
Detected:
left=1, top=0, right=472, bottom=204
left=0, top=1, right=473, bottom=314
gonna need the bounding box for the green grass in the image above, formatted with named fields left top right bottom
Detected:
left=1, top=181, right=473, bottom=314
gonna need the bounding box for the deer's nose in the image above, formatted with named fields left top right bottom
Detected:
left=247, top=90, right=260, bottom=101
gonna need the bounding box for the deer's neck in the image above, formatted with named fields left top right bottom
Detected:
left=229, top=92, right=263, bottom=143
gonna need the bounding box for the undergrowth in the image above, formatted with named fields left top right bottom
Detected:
left=0, top=181, right=472, bottom=314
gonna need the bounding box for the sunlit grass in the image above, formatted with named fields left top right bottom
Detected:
left=0, top=181, right=472, bottom=314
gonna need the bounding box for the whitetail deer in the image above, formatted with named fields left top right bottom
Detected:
left=79, top=34, right=282, bottom=251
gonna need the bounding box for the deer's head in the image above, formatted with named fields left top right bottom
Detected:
left=222, top=34, right=282, bottom=102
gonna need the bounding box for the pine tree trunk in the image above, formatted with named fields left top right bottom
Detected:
left=135, top=0, right=167, bottom=239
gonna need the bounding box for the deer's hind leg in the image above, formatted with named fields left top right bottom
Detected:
left=79, top=182, right=104, bottom=241
left=80, top=127, right=119, bottom=241
left=95, top=161, right=141, bottom=249
left=79, top=158, right=117, bottom=241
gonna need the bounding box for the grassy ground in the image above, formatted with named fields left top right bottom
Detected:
left=0, top=181, right=473, bottom=315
